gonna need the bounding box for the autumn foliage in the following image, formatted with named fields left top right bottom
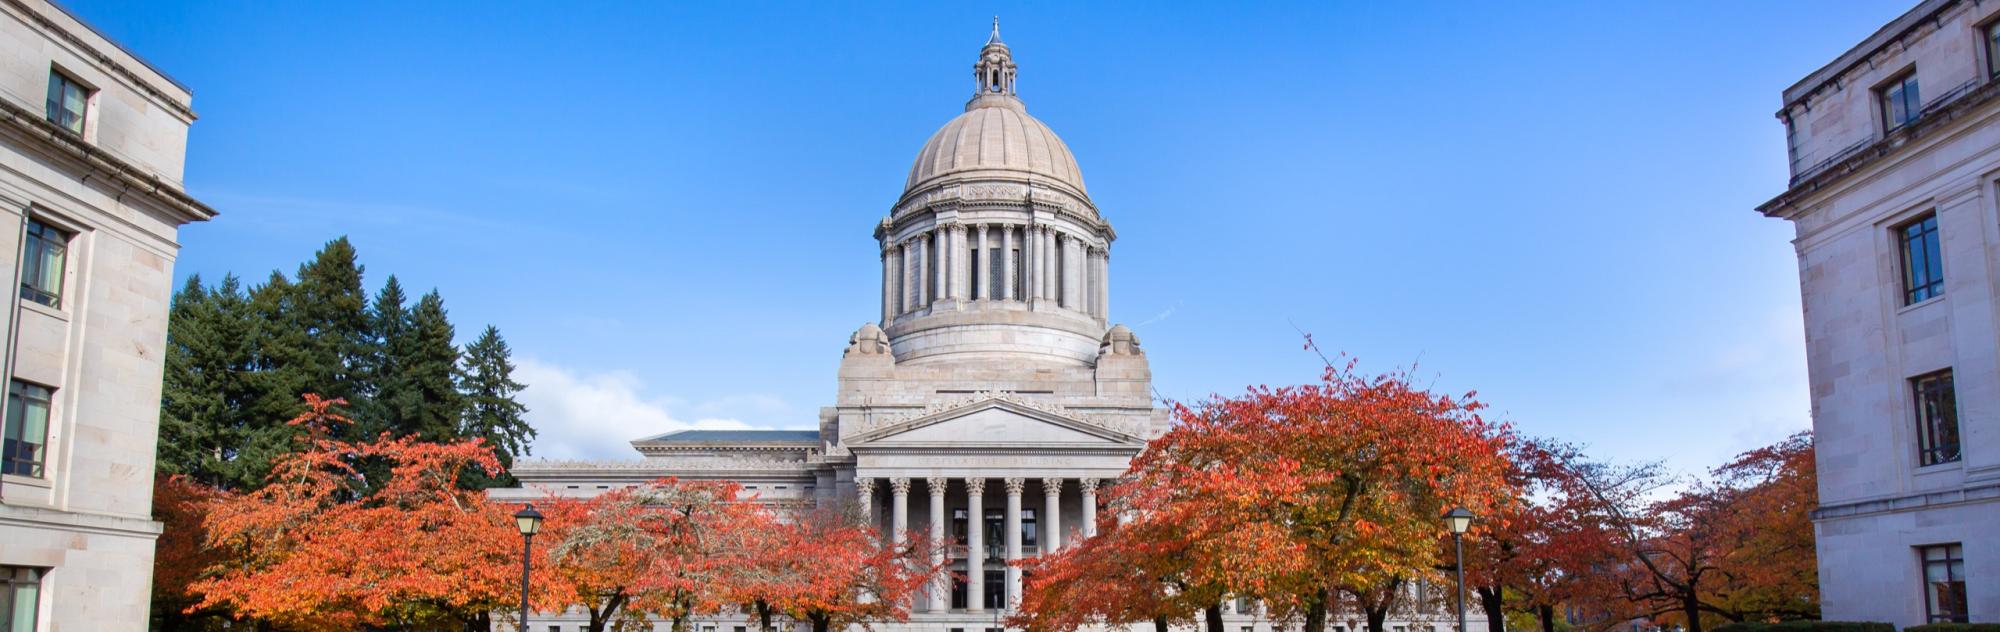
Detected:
left=1017, top=349, right=1517, bottom=632
left=186, top=395, right=519, bottom=630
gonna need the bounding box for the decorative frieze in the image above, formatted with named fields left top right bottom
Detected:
left=853, top=390, right=1146, bottom=436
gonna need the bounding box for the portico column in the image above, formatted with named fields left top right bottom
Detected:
left=927, top=477, right=949, bottom=612
left=966, top=478, right=987, bottom=612
left=857, top=478, right=877, bottom=533
left=1004, top=477, right=1025, bottom=609
left=1002, top=225, right=1016, bottom=300
left=1078, top=478, right=1098, bottom=538
left=1043, top=478, right=1063, bottom=552
left=889, top=478, right=911, bottom=546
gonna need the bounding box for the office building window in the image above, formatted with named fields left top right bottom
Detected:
left=44, top=69, right=86, bottom=135
left=2, top=381, right=53, bottom=478
left=1912, top=370, right=1959, bottom=466
left=20, top=219, right=70, bottom=308
left=1989, top=21, right=2000, bottom=76
left=1920, top=544, right=1966, bottom=622
left=0, top=567, right=41, bottom=632
left=1880, top=71, right=1920, bottom=131
left=1898, top=213, right=1942, bottom=305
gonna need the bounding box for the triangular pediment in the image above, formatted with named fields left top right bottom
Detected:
left=848, top=396, right=1145, bottom=447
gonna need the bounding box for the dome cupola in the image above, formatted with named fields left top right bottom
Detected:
left=871, top=21, right=1120, bottom=367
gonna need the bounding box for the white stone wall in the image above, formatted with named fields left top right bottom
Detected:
left=0, top=2, right=209, bottom=631
left=1767, top=0, right=2000, bottom=625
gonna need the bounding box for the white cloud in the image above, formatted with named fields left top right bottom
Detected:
left=515, top=357, right=756, bottom=460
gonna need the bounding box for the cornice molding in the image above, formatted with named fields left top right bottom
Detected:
left=1760, top=77, right=2000, bottom=219
left=0, top=97, right=215, bottom=223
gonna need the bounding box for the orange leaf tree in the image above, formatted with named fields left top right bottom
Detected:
left=538, top=477, right=758, bottom=632
left=1706, top=431, right=1818, bottom=622
left=1463, top=438, right=1615, bottom=632
left=1018, top=346, right=1517, bottom=632
left=187, top=395, right=518, bottom=630
left=730, top=504, right=942, bottom=632
left=151, top=474, right=228, bottom=629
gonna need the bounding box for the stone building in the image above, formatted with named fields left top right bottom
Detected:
left=0, top=1, right=216, bottom=631
left=1758, top=0, right=2000, bottom=625
left=503, top=23, right=1475, bottom=632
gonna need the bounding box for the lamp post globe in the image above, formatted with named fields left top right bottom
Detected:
left=514, top=504, right=543, bottom=630
left=1442, top=507, right=1475, bottom=632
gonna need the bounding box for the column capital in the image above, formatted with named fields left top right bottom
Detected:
left=1004, top=477, right=1026, bottom=496
left=926, top=476, right=949, bottom=496
left=965, top=477, right=986, bottom=495
left=1043, top=477, right=1065, bottom=493
left=856, top=478, right=876, bottom=495
left=1078, top=478, right=1098, bottom=494
left=889, top=477, right=912, bottom=495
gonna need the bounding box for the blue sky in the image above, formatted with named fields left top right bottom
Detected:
left=68, top=1, right=1908, bottom=471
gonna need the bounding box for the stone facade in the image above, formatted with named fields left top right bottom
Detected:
left=503, top=22, right=1477, bottom=632
left=0, top=1, right=214, bottom=630
left=1760, top=0, right=2000, bottom=625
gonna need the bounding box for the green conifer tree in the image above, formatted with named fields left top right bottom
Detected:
left=458, top=325, right=532, bottom=486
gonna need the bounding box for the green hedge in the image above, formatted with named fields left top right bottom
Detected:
left=1711, top=622, right=1893, bottom=632
left=1905, top=624, right=2000, bottom=632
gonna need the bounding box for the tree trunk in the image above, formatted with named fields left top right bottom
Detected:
left=1683, top=593, right=1703, bottom=632
left=1478, top=587, right=1503, bottom=632
left=1365, top=605, right=1389, bottom=632
left=1304, top=588, right=1330, bottom=632
left=810, top=612, right=831, bottom=632
left=1206, top=603, right=1226, bottom=632
left=757, top=599, right=775, bottom=632
left=1537, top=604, right=1556, bottom=632
left=1155, top=616, right=1172, bottom=632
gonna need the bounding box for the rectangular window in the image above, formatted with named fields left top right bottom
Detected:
left=1898, top=213, right=1943, bottom=305
left=2, top=381, right=53, bottom=478
left=984, top=570, right=1005, bottom=610
left=20, top=219, right=70, bottom=309
left=989, top=246, right=1003, bottom=300
left=968, top=244, right=982, bottom=299
left=1920, top=544, right=1966, bottom=622
left=1880, top=71, right=1921, bottom=131
left=44, top=69, right=86, bottom=135
left=1989, top=21, right=2000, bottom=76
left=1912, top=370, right=1959, bottom=466
left=0, top=567, right=42, bottom=632
left=1021, top=508, right=1038, bottom=549
left=1011, top=247, right=1023, bottom=299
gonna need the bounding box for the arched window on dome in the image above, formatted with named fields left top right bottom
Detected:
left=989, top=70, right=1002, bottom=92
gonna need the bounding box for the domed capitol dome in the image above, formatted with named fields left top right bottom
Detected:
left=904, top=87, right=1087, bottom=198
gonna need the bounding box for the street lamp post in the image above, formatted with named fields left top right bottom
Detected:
left=1443, top=507, right=1475, bottom=632
left=514, top=504, right=544, bottom=632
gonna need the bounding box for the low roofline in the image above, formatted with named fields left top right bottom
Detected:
left=1779, top=0, right=1959, bottom=114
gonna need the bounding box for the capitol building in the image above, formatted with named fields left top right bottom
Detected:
left=500, top=24, right=1470, bottom=632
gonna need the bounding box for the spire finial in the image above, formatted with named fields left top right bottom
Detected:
left=988, top=16, right=1003, bottom=45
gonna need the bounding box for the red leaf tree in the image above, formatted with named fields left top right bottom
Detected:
left=186, top=395, right=519, bottom=630
left=727, top=503, right=942, bottom=632
left=535, top=478, right=755, bottom=632
left=1018, top=346, right=1517, bottom=632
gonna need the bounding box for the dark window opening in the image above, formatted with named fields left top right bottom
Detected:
left=1898, top=213, right=1943, bottom=305
left=44, top=69, right=86, bottom=135
left=1920, top=544, right=1966, bottom=623
left=1880, top=71, right=1921, bottom=131
left=1913, top=370, right=1959, bottom=466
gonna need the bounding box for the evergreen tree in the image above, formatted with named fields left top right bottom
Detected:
left=386, top=290, right=464, bottom=441
left=162, top=274, right=295, bottom=490
left=361, top=276, right=411, bottom=433
left=288, top=237, right=373, bottom=429
left=459, top=325, right=532, bottom=486
left=158, top=236, right=532, bottom=492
